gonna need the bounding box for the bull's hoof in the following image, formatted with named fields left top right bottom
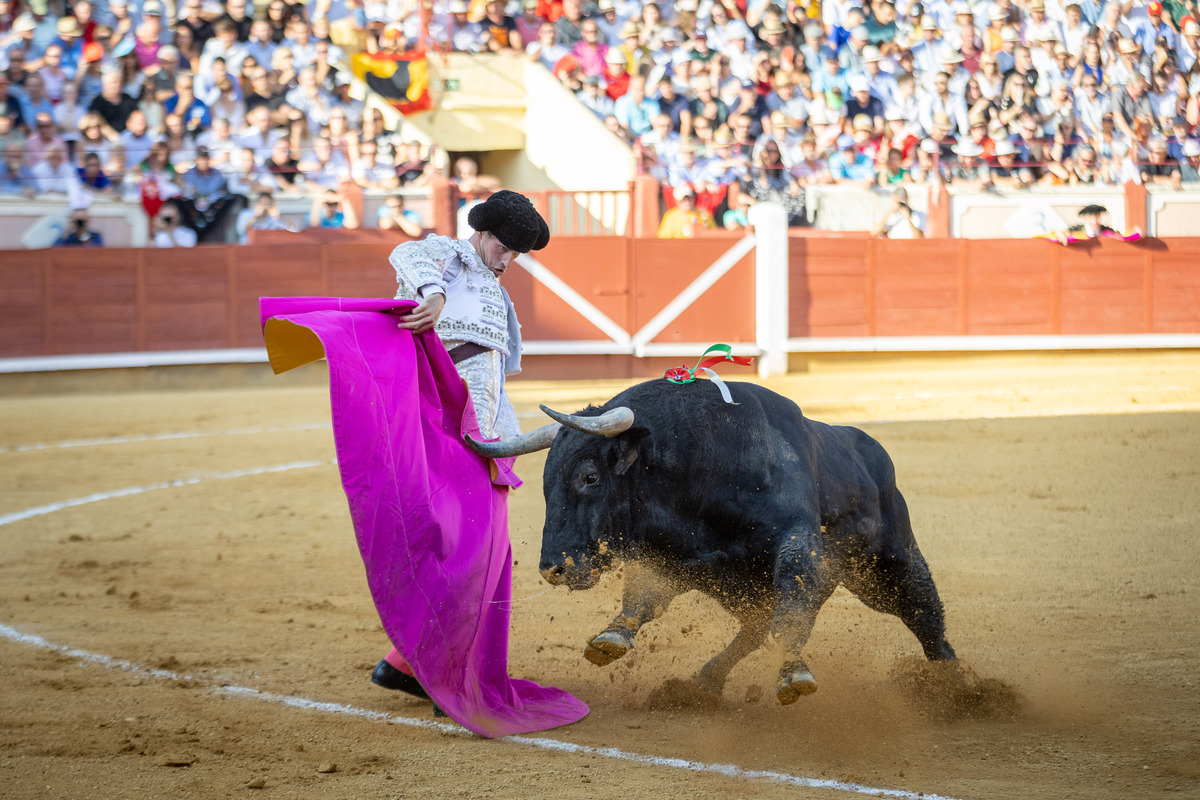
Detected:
left=776, top=666, right=819, bottom=705
left=584, top=630, right=632, bottom=666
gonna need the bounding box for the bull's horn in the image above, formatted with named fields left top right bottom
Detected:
left=465, top=422, right=561, bottom=459
left=539, top=405, right=635, bottom=438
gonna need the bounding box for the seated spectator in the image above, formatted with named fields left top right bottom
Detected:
left=378, top=193, right=424, bottom=236
left=236, top=191, right=298, bottom=242
left=140, top=140, right=183, bottom=201
left=739, top=143, right=807, bottom=225
left=790, top=134, right=834, bottom=186
left=909, top=138, right=944, bottom=185
left=331, top=77, right=365, bottom=132
left=196, top=117, right=239, bottom=168
left=201, top=20, right=249, bottom=75
left=77, top=150, right=112, bottom=194
left=1065, top=143, right=1104, bottom=184
left=872, top=186, right=926, bottom=238
left=480, top=0, right=523, bottom=53
left=153, top=199, right=198, bottom=247
left=352, top=139, right=398, bottom=190
left=310, top=188, right=359, bottom=228
left=722, top=191, right=754, bottom=230
left=657, top=183, right=715, bottom=238
left=452, top=155, right=501, bottom=194
left=238, top=106, right=283, bottom=162
left=56, top=207, right=105, bottom=246
left=0, top=142, right=35, bottom=197
left=1181, top=140, right=1200, bottom=183
left=526, top=21, right=568, bottom=71
left=577, top=74, right=614, bottom=119
left=601, top=46, right=630, bottom=99
left=182, top=145, right=237, bottom=238
left=1141, top=136, right=1182, bottom=188
left=118, top=109, right=157, bottom=167
left=614, top=74, right=657, bottom=138
left=162, top=113, right=198, bottom=172
left=876, top=147, right=909, bottom=186
left=263, top=136, right=303, bottom=194
left=225, top=146, right=275, bottom=196
left=393, top=140, right=432, bottom=186
left=32, top=142, right=81, bottom=195
left=947, top=141, right=993, bottom=189
left=244, top=63, right=290, bottom=127
left=26, top=112, right=66, bottom=166
left=989, top=139, right=1027, bottom=188
left=828, top=133, right=876, bottom=186
left=286, top=66, right=332, bottom=138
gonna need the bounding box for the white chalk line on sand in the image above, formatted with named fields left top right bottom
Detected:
left=0, top=422, right=330, bottom=455
left=0, top=460, right=329, bottom=527
left=0, top=622, right=968, bottom=800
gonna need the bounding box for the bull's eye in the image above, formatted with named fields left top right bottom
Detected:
left=584, top=472, right=599, bottom=485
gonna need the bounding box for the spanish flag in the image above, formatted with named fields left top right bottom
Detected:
left=352, top=51, right=432, bottom=116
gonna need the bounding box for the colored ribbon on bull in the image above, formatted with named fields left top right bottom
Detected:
left=664, top=344, right=754, bottom=404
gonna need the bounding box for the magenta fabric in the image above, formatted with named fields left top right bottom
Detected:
left=259, top=296, right=589, bottom=738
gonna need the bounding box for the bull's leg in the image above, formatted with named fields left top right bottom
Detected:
left=846, top=490, right=956, bottom=662
left=585, top=561, right=679, bottom=666
left=771, top=526, right=836, bottom=704
left=695, top=608, right=770, bottom=695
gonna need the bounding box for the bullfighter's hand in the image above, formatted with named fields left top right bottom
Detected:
left=396, top=293, right=445, bottom=334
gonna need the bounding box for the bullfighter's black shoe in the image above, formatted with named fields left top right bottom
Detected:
left=370, top=659, right=430, bottom=700
left=432, top=704, right=447, bottom=718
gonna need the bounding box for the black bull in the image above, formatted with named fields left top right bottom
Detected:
left=468, top=379, right=956, bottom=704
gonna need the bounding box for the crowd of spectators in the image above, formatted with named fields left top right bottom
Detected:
left=1, top=0, right=1199, bottom=244
left=0, top=0, right=449, bottom=245
left=520, top=0, right=1200, bottom=231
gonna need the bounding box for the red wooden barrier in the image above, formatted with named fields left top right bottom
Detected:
left=2, top=237, right=1198, bottom=363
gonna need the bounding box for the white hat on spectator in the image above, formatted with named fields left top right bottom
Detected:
left=953, top=141, right=983, bottom=157
left=849, top=74, right=870, bottom=93
left=993, top=139, right=1017, bottom=156
left=660, top=27, right=680, bottom=42
left=12, top=13, right=36, bottom=32
left=920, top=138, right=939, bottom=154
left=850, top=24, right=869, bottom=40
left=110, top=0, right=127, bottom=6
left=940, top=45, right=964, bottom=63
left=1053, top=42, right=1068, bottom=55
left=921, top=15, right=939, bottom=30
left=1184, top=19, right=1200, bottom=36
left=954, top=1, right=972, bottom=15
left=673, top=184, right=695, bottom=200
left=598, top=0, right=615, bottom=10
left=804, top=22, right=823, bottom=38
left=142, top=0, right=164, bottom=16
left=604, top=47, right=626, bottom=64
left=884, top=107, right=904, bottom=121
left=450, top=0, right=469, bottom=12
left=158, top=44, right=179, bottom=60
left=1000, top=25, right=1020, bottom=42
left=989, top=6, right=1007, bottom=20
left=1117, top=37, right=1139, bottom=54
left=863, top=45, right=882, bottom=62
left=1183, top=139, right=1200, bottom=157
left=762, top=18, right=787, bottom=35
left=808, top=104, right=833, bottom=125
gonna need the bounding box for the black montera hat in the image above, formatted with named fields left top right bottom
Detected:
left=1079, top=204, right=1107, bottom=215
left=467, top=190, right=550, bottom=254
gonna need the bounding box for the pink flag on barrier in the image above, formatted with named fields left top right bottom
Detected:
left=259, top=296, right=588, bottom=738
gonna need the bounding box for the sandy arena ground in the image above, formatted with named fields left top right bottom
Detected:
left=1, top=352, right=1199, bottom=800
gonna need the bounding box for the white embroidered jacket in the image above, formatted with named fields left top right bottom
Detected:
left=389, top=234, right=523, bottom=375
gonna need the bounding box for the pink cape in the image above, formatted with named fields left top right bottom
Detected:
left=259, top=296, right=589, bottom=738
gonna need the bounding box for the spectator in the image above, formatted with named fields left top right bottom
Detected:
left=657, top=183, right=715, bottom=237
left=1141, top=135, right=1182, bottom=187
left=394, top=140, right=432, bottom=187
left=56, top=206, right=104, bottom=246
left=153, top=199, right=198, bottom=247
left=872, top=186, right=925, bottom=238
left=828, top=133, right=877, bottom=186
left=613, top=74, right=657, bottom=137
left=352, top=139, right=398, bottom=190
left=601, top=44, right=630, bottom=98
left=989, top=139, right=1026, bottom=189
left=225, top=146, right=274, bottom=196
left=25, top=111, right=64, bottom=165
left=238, top=105, right=283, bottom=162
left=947, top=140, right=993, bottom=188
left=263, top=136, right=303, bottom=194
left=32, top=142, right=81, bottom=195
left=0, top=141, right=34, bottom=196
left=77, top=150, right=112, bottom=194
left=452, top=155, right=501, bottom=194
left=310, top=188, right=359, bottom=228
left=722, top=191, right=754, bottom=230
left=554, top=0, right=585, bottom=48
left=791, top=133, right=833, bottom=185
left=527, top=20, right=568, bottom=70
left=740, top=142, right=807, bottom=225
left=482, top=0, right=523, bottom=53
left=1180, top=139, right=1200, bottom=183
left=89, top=68, right=139, bottom=132
left=449, top=0, right=487, bottom=52
left=378, top=192, right=424, bottom=236
left=577, top=73, right=614, bottom=118
left=237, top=190, right=297, bottom=241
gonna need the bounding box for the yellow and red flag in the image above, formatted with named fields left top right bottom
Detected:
left=352, top=51, right=432, bottom=116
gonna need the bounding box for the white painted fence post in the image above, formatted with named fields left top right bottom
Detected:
left=749, top=201, right=789, bottom=378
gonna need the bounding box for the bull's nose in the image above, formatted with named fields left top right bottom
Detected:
left=540, top=564, right=565, bottom=585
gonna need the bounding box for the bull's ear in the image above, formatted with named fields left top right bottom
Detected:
left=610, top=427, right=651, bottom=476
